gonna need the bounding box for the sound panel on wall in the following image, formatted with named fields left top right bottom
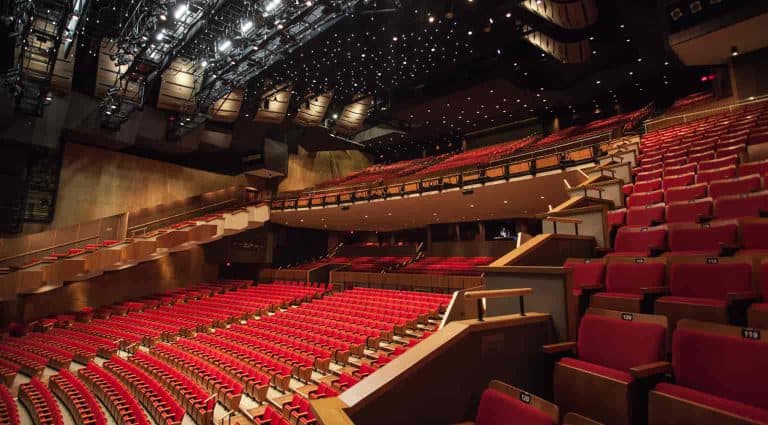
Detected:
left=254, top=82, right=292, bottom=124
left=95, top=39, right=142, bottom=101
left=523, top=26, right=592, bottom=64
left=157, top=57, right=201, bottom=113
left=294, top=92, right=332, bottom=126
left=521, top=0, right=598, bottom=30
left=208, top=88, right=243, bottom=123
left=334, top=95, right=372, bottom=135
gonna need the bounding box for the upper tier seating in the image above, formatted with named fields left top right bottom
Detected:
left=548, top=308, right=667, bottom=425
left=660, top=91, right=717, bottom=117
left=474, top=381, right=558, bottom=425
left=648, top=320, right=768, bottom=425
left=396, top=256, right=496, bottom=275
left=290, top=256, right=412, bottom=272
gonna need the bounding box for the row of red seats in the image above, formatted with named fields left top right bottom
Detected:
left=257, top=315, right=376, bottom=347
left=281, top=393, right=318, bottom=425
left=396, top=256, right=496, bottom=276
left=321, top=291, right=443, bottom=318
left=77, top=363, right=151, bottom=425
left=0, top=338, right=72, bottom=370
left=193, top=332, right=295, bottom=391
left=626, top=157, right=768, bottom=197
left=104, top=356, right=185, bottom=425
left=0, top=382, right=19, bottom=425
left=128, top=352, right=214, bottom=425
left=174, top=338, right=271, bottom=402
left=663, top=91, right=716, bottom=116
left=545, top=309, right=768, bottom=425
left=70, top=322, right=143, bottom=351
left=609, top=219, right=767, bottom=257
left=151, top=343, right=243, bottom=410
left=18, top=378, right=64, bottom=425
left=48, top=328, right=119, bottom=358
left=346, top=287, right=452, bottom=307
left=0, top=344, right=46, bottom=378
left=49, top=370, right=108, bottom=425
left=0, top=358, right=19, bottom=387
left=565, top=257, right=767, bottom=329
left=24, top=332, right=98, bottom=364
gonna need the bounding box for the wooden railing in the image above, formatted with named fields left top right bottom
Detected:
left=271, top=131, right=623, bottom=211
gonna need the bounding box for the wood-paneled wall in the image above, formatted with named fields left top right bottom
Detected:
left=24, top=143, right=245, bottom=234
left=277, top=146, right=372, bottom=192
left=1, top=245, right=217, bottom=326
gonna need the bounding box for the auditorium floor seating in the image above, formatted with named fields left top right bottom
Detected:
left=0, top=281, right=448, bottom=425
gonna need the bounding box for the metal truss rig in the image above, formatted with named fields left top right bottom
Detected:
left=3, top=0, right=89, bottom=115
left=192, top=0, right=364, bottom=112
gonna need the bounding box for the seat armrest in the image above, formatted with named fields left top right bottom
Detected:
left=542, top=341, right=577, bottom=354
left=640, top=286, right=669, bottom=295
left=727, top=291, right=760, bottom=303
left=630, top=361, right=672, bottom=379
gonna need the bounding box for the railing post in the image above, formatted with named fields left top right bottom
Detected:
left=476, top=299, right=484, bottom=322
left=519, top=296, right=526, bottom=316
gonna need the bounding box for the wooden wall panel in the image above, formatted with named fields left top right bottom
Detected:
left=254, top=83, right=292, bottom=124
left=34, top=143, right=244, bottom=232
left=157, top=57, right=200, bottom=113
left=95, top=39, right=141, bottom=101
left=294, top=92, right=333, bottom=126
left=523, top=26, right=592, bottom=64
left=521, top=0, right=598, bottom=30
left=208, top=89, right=244, bottom=123
left=7, top=245, right=217, bottom=325
left=277, top=146, right=372, bottom=192
left=334, top=96, right=372, bottom=135
left=51, top=37, right=76, bottom=93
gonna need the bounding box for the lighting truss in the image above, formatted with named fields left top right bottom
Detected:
left=3, top=0, right=90, bottom=115
left=182, top=0, right=362, bottom=112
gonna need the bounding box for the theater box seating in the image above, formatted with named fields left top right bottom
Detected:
left=473, top=380, right=558, bottom=425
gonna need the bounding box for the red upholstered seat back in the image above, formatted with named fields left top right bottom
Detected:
left=577, top=314, right=666, bottom=372
left=741, top=221, right=768, bottom=250
left=605, top=263, right=665, bottom=294
left=673, top=327, right=768, bottom=410
left=626, top=205, right=665, bottom=226
left=665, top=183, right=707, bottom=203
left=665, top=199, right=712, bottom=223
left=762, top=262, right=768, bottom=299
left=715, top=191, right=768, bottom=219
left=669, top=262, right=752, bottom=299
left=708, top=175, right=762, bottom=199
left=614, top=228, right=667, bottom=254
left=668, top=223, right=737, bottom=252
left=563, top=260, right=605, bottom=290
left=475, top=388, right=556, bottom=425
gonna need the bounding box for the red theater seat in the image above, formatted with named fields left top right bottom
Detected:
left=714, top=191, right=768, bottom=219
left=664, top=183, right=707, bottom=203
left=627, top=190, right=664, bottom=208
left=591, top=261, right=666, bottom=313
left=607, top=209, right=627, bottom=227
left=696, top=165, right=737, bottom=185
left=475, top=381, right=558, bottom=425
left=610, top=227, right=667, bottom=257
left=738, top=159, right=768, bottom=177
left=663, top=164, right=697, bottom=178
left=632, top=179, right=662, bottom=194
left=697, top=155, right=739, bottom=172
left=708, top=175, right=762, bottom=198
left=626, top=204, right=666, bottom=227
left=666, top=222, right=737, bottom=256
left=738, top=220, right=768, bottom=256
left=548, top=309, right=667, bottom=425
left=665, top=198, right=712, bottom=223
left=655, top=259, right=755, bottom=331
left=648, top=321, right=768, bottom=425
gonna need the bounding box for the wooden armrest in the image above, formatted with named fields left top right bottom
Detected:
left=728, top=291, right=760, bottom=303
left=542, top=342, right=577, bottom=354
left=630, top=361, right=672, bottom=379
left=545, top=217, right=583, bottom=225
left=640, top=286, right=669, bottom=295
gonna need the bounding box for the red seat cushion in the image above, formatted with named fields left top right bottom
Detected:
left=668, top=223, right=737, bottom=253
left=559, top=357, right=634, bottom=384
left=563, top=260, right=605, bottom=292
left=654, top=383, right=768, bottom=424
left=475, top=388, right=556, bottom=425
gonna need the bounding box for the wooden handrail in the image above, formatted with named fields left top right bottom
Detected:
left=464, top=288, right=532, bottom=300
left=464, top=288, right=533, bottom=321
left=0, top=235, right=101, bottom=264
left=544, top=217, right=583, bottom=224
left=127, top=198, right=240, bottom=233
